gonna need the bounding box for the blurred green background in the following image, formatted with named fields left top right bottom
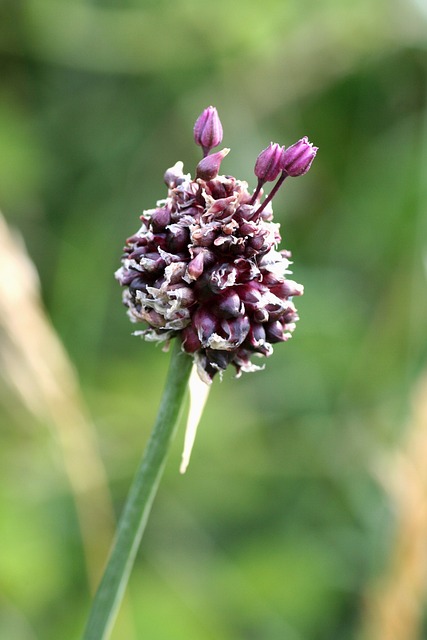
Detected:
left=1, top=0, right=427, bottom=639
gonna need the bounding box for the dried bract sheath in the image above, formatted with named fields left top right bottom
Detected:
left=116, top=108, right=317, bottom=383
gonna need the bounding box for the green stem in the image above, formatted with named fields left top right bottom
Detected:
left=82, top=340, right=193, bottom=640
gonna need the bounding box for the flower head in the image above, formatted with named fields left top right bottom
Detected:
left=116, top=108, right=317, bottom=383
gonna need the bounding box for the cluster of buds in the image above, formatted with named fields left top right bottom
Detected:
left=116, top=107, right=317, bottom=383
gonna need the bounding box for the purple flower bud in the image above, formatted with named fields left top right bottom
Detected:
left=247, top=323, right=266, bottom=348
left=209, top=263, right=238, bottom=292
left=164, top=161, right=185, bottom=188
left=220, top=316, right=250, bottom=347
left=126, top=232, right=148, bottom=246
left=247, top=324, right=272, bottom=356
left=167, top=226, right=190, bottom=253
left=239, top=283, right=264, bottom=308
left=253, top=308, right=269, bottom=323
left=128, top=276, right=148, bottom=294
left=168, top=284, right=195, bottom=307
left=127, top=246, right=149, bottom=260
left=254, top=142, right=283, bottom=183
left=191, top=225, right=217, bottom=247
left=249, top=234, right=266, bottom=252
left=193, top=307, right=218, bottom=345
left=239, top=220, right=258, bottom=237
left=139, top=252, right=166, bottom=273
left=217, top=290, right=242, bottom=318
left=151, top=207, right=171, bottom=231
left=196, top=148, right=230, bottom=181
left=186, top=251, right=205, bottom=280
left=281, top=136, right=318, bottom=177
left=205, top=349, right=231, bottom=372
left=271, top=280, right=304, bottom=298
left=193, top=106, right=223, bottom=156
left=236, top=205, right=255, bottom=221
left=140, top=308, right=166, bottom=328
left=182, top=325, right=201, bottom=353
left=265, top=320, right=285, bottom=343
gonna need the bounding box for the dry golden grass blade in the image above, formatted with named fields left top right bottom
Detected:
left=361, top=372, right=427, bottom=640
left=0, top=212, right=114, bottom=591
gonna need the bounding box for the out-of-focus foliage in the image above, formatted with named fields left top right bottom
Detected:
left=1, top=0, right=427, bottom=639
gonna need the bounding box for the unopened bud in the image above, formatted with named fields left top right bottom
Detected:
left=182, top=325, right=201, bottom=353
left=168, top=285, right=195, bottom=308
left=128, top=246, right=148, bottom=260
left=193, top=106, right=223, bottom=156
left=196, top=148, right=230, bottom=181
left=167, top=225, right=190, bottom=253
left=265, top=320, right=285, bottom=343
left=193, top=307, right=218, bottom=345
left=254, top=142, right=283, bottom=183
left=239, top=283, right=264, bottom=309
left=186, top=251, right=205, bottom=280
left=128, top=276, right=148, bottom=293
left=164, top=161, right=185, bottom=188
left=253, top=308, right=269, bottom=323
left=271, top=280, right=304, bottom=298
left=205, top=349, right=231, bottom=371
left=217, top=290, right=242, bottom=318
left=247, top=323, right=266, bottom=347
left=221, top=316, right=250, bottom=346
left=281, top=137, right=318, bottom=177
left=151, top=207, right=171, bottom=231
left=247, top=323, right=271, bottom=355
left=139, top=252, right=166, bottom=273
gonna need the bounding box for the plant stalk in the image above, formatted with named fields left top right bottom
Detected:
left=82, top=340, right=193, bottom=640
left=255, top=172, right=287, bottom=216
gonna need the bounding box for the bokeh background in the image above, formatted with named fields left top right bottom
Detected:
left=1, top=1, right=427, bottom=639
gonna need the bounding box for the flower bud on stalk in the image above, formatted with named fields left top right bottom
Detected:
left=251, top=142, right=284, bottom=204
left=253, top=136, right=317, bottom=216
left=254, top=142, right=283, bottom=183
left=193, top=106, right=223, bottom=157
left=196, top=148, right=230, bottom=181
left=116, top=106, right=317, bottom=383
left=281, top=136, right=318, bottom=177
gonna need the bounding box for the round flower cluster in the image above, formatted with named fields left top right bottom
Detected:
left=115, top=107, right=317, bottom=383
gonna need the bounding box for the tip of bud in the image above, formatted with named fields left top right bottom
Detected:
left=193, top=106, right=224, bottom=156
left=281, top=137, right=318, bottom=177
left=196, top=148, right=230, bottom=181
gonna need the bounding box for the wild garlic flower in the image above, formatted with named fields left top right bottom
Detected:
left=115, top=107, right=317, bottom=383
